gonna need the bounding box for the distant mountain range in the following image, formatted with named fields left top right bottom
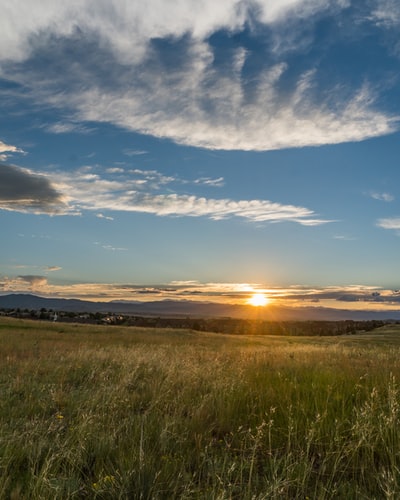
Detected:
left=1, top=293, right=400, bottom=321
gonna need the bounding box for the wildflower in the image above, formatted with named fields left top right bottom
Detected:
left=92, top=474, right=116, bottom=490
left=56, top=413, right=64, bottom=420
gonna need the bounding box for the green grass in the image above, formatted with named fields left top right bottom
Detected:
left=1, top=318, right=400, bottom=498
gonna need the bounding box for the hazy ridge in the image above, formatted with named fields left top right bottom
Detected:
left=1, top=293, right=400, bottom=321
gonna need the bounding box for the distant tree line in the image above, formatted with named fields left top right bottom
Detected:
left=0, top=307, right=392, bottom=336
left=124, top=316, right=388, bottom=336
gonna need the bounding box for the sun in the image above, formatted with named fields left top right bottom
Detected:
left=247, top=293, right=269, bottom=307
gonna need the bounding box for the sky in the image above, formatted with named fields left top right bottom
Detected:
left=1, top=0, right=400, bottom=312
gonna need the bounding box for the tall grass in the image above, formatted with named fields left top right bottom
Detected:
left=1, top=318, right=400, bottom=498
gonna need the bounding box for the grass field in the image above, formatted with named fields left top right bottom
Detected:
left=1, top=317, right=400, bottom=498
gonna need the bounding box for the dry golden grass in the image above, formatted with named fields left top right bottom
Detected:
left=1, top=317, right=400, bottom=498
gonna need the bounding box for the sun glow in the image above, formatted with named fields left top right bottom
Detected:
left=248, top=293, right=269, bottom=307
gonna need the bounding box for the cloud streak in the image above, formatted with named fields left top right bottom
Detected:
left=370, top=191, right=394, bottom=202
left=52, top=168, right=330, bottom=225
left=0, top=160, right=330, bottom=225
left=46, top=122, right=95, bottom=134
left=377, top=217, right=400, bottom=230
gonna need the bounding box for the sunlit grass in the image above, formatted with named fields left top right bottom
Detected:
left=1, top=318, right=400, bottom=498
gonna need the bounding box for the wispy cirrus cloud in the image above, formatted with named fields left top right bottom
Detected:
left=370, top=0, right=400, bottom=26
left=46, top=121, right=95, bottom=134
left=59, top=59, right=396, bottom=151
left=102, top=192, right=323, bottom=224
left=127, top=169, right=224, bottom=189
left=94, top=242, right=128, bottom=252
left=0, top=1, right=327, bottom=64
left=52, top=168, right=330, bottom=225
left=123, top=149, right=148, bottom=157
left=1, top=1, right=397, bottom=151
left=129, top=169, right=176, bottom=187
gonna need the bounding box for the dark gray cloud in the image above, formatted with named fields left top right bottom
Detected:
left=283, top=289, right=400, bottom=304
left=0, top=163, right=65, bottom=213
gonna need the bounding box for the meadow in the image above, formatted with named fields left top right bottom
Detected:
left=1, top=317, right=400, bottom=499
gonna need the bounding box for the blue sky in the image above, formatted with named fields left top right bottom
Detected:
left=1, top=0, right=400, bottom=310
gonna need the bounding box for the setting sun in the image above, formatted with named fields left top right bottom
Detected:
left=248, top=293, right=269, bottom=307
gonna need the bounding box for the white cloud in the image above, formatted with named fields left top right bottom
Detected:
left=106, top=168, right=125, bottom=174
left=128, top=169, right=176, bottom=187
left=194, top=177, right=225, bottom=187
left=93, top=241, right=127, bottom=251
left=0, top=141, right=18, bottom=153
left=101, top=245, right=127, bottom=251
left=96, top=213, right=114, bottom=221
left=0, top=1, right=324, bottom=65
left=377, top=217, right=400, bottom=230
left=45, top=266, right=62, bottom=271
left=18, top=275, right=48, bottom=288
left=333, top=235, right=356, bottom=241
left=370, top=0, right=400, bottom=27
left=370, top=191, right=394, bottom=202
left=0, top=140, right=25, bottom=159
